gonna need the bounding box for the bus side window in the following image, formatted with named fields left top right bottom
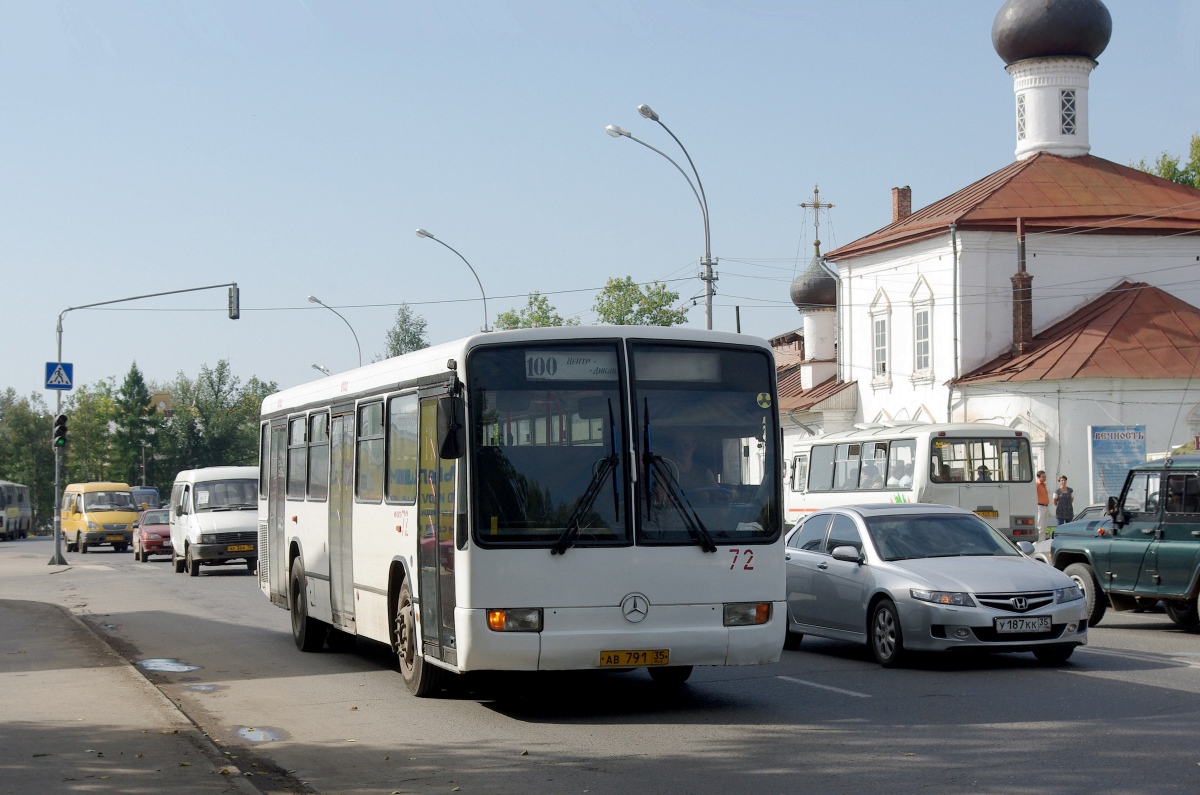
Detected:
left=791, top=455, right=808, bottom=493
left=834, top=444, right=861, bottom=491
left=887, top=440, right=916, bottom=488
left=858, top=442, right=888, bottom=489
left=808, top=445, right=835, bottom=492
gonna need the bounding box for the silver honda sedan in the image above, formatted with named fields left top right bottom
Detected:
left=784, top=504, right=1088, bottom=667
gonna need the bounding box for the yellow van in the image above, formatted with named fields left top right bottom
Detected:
left=62, top=482, right=138, bottom=554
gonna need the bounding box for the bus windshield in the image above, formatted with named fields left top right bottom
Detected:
left=632, top=343, right=778, bottom=545
left=194, top=480, right=258, bottom=512
left=930, top=437, right=1033, bottom=483
left=84, top=491, right=136, bottom=512
left=469, top=343, right=628, bottom=547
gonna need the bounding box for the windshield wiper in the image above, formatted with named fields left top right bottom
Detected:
left=552, top=399, right=621, bottom=556
left=642, top=399, right=718, bottom=554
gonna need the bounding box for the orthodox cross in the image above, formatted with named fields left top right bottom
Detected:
left=798, top=185, right=834, bottom=256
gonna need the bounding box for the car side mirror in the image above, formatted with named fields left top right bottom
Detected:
left=830, top=545, right=863, bottom=564
left=1017, top=541, right=1034, bottom=555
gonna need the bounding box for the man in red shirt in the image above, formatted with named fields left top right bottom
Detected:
left=1035, top=470, right=1050, bottom=542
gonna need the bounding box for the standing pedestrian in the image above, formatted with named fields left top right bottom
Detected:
left=1035, top=470, right=1050, bottom=541
left=1053, top=475, right=1074, bottom=529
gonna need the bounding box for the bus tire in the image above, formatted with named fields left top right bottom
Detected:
left=1064, top=563, right=1106, bottom=627
left=113, top=543, right=127, bottom=554
left=395, top=581, right=443, bottom=697
left=66, top=537, right=77, bottom=553
left=648, top=665, right=693, bottom=685
left=783, top=630, right=804, bottom=651
left=173, top=548, right=186, bottom=574
left=185, top=548, right=200, bottom=577
left=80, top=538, right=89, bottom=554
left=290, top=560, right=325, bottom=652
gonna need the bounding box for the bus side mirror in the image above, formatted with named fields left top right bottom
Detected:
left=437, top=395, right=466, bottom=460
left=174, top=503, right=184, bottom=517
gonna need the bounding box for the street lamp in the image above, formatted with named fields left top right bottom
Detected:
left=307, top=295, right=362, bottom=368
left=415, top=229, right=490, bottom=332
left=311, top=363, right=331, bottom=376
left=607, top=104, right=716, bottom=329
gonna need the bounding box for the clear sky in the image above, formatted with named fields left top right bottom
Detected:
left=2, top=0, right=1197, bottom=397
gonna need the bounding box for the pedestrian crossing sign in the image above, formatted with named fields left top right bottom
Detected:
left=45, top=362, right=73, bottom=390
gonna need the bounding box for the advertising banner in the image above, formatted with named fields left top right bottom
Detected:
left=1088, top=425, right=1146, bottom=504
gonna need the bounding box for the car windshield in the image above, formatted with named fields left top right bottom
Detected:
left=469, top=343, right=627, bottom=547
left=193, top=479, right=258, bottom=512
left=84, top=491, right=136, bottom=512
left=632, top=343, right=778, bottom=545
left=143, top=509, right=169, bottom=525
left=864, top=513, right=1021, bottom=561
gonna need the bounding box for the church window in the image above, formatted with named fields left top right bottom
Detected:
left=1060, top=90, right=1076, bottom=135
left=914, top=308, right=931, bottom=372
left=873, top=318, right=888, bottom=377
left=1016, top=94, right=1026, bottom=140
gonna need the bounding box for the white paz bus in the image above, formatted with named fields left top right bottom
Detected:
left=785, top=423, right=1039, bottom=541
left=258, top=327, right=785, bottom=695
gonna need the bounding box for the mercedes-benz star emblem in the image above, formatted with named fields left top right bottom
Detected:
left=621, top=593, right=649, bottom=623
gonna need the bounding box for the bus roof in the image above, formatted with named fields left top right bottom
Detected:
left=262, top=326, right=771, bottom=418
left=795, top=422, right=1019, bottom=442
left=66, top=482, right=132, bottom=492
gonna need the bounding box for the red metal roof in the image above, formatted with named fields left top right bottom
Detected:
left=776, top=368, right=857, bottom=413
left=827, top=154, right=1200, bottom=262
left=953, top=282, right=1200, bottom=385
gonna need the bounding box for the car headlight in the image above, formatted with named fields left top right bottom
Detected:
left=200, top=533, right=216, bottom=544
left=1056, top=585, right=1084, bottom=603
left=910, top=589, right=975, bottom=607
left=486, top=608, right=542, bottom=632
left=86, top=521, right=98, bottom=530
left=147, top=533, right=162, bottom=539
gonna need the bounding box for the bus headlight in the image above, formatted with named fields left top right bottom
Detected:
left=723, top=602, right=771, bottom=626
left=86, top=521, right=98, bottom=531
left=486, top=608, right=542, bottom=632
left=200, top=534, right=216, bottom=544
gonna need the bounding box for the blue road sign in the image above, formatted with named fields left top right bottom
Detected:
left=45, top=362, right=74, bottom=390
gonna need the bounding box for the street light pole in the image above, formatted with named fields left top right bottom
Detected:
left=607, top=104, right=716, bottom=330
left=49, top=282, right=240, bottom=566
left=415, top=229, right=490, bottom=332
left=307, top=296, right=362, bottom=368
left=311, top=363, right=331, bottom=376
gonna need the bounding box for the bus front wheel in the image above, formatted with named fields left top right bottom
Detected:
left=290, top=561, right=325, bottom=652
left=394, top=581, right=444, bottom=697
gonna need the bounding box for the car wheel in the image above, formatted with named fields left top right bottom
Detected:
left=783, top=630, right=804, bottom=651
left=172, top=548, right=186, bottom=574
left=1164, top=597, right=1200, bottom=629
left=394, top=581, right=444, bottom=697
left=648, top=665, right=693, bottom=685
left=66, top=537, right=77, bottom=553
left=289, top=560, right=326, bottom=652
left=1033, top=644, right=1075, bottom=665
left=870, top=599, right=906, bottom=668
left=185, top=548, right=200, bottom=577
left=133, top=543, right=141, bottom=562
left=1063, top=563, right=1106, bottom=627
left=246, top=559, right=257, bottom=573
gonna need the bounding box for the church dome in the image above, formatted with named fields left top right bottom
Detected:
left=992, top=0, right=1112, bottom=66
left=790, top=245, right=837, bottom=310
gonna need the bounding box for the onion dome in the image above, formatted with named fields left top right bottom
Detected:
left=790, top=243, right=837, bottom=310
left=992, top=0, right=1112, bottom=65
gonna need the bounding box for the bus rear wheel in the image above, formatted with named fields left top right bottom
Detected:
left=290, top=560, right=325, bottom=652
left=395, top=581, right=444, bottom=697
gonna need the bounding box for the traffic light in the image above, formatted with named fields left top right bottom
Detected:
left=52, top=414, right=68, bottom=449
left=228, top=284, right=240, bottom=320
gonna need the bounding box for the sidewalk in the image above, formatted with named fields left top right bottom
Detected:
left=0, top=598, right=260, bottom=795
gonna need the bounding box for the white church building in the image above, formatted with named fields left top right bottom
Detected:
left=781, top=0, right=1200, bottom=504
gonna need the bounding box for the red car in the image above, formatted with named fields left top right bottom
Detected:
left=133, top=508, right=171, bottom=561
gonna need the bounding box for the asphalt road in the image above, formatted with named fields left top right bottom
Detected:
left=3, top=535, right=1200, bottom=795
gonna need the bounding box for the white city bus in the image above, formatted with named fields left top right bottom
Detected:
left=784, top=423, right=1038, bottom=541
left=0, top=481, right=32, bottom=540
left=258, top=327, right=785, bottom=696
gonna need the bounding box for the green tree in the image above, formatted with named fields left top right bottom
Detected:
left=64, top=380, right=116, bottom=483
left=111, top=362, right=160, bottom=487
left=0, top=390, right=54, bottom=525
left=495, top=292, right=579, bottom=330
left=381, top=303, right=430, bottom=358
left=593, top=277, right=689, bottom=326
left=1131, top=133, right=1200, bottom=189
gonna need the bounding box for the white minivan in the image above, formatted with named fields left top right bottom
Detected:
left=169, top=466, right=259, bottom=577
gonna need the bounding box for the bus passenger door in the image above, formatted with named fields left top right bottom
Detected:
left=329, top=411, right=356, bottom=631
left=268, top=421, right=288, bottom=605
left=418, top=396, right=457, bottom=664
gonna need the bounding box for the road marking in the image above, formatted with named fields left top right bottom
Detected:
left=776, top=675, right=871, bottom=698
